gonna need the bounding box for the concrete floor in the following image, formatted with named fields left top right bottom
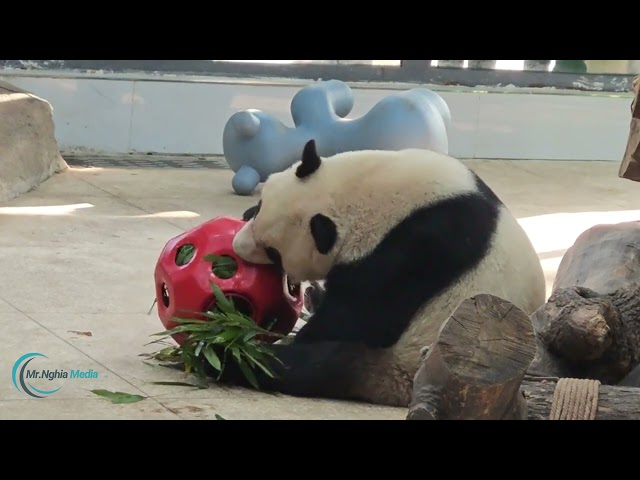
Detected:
left=2, top=158, right=640, bottom=420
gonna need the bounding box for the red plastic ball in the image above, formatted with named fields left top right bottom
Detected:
left=154, top=216, right=302, bottom=345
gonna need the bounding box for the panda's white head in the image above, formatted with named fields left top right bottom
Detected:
left=232, top=140, right=339, bottom=282
left=232, top=139, right=479, bottom=283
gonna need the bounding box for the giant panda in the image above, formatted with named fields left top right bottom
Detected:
left=218, top=139, right=546, bottom=408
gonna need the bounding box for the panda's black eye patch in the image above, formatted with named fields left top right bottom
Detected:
left=310, top=213, right=337, bottom=254
left=265, top=246, right=283, bottom=270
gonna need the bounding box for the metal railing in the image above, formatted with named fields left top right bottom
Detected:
left=0, top=60, right=635, bottom=93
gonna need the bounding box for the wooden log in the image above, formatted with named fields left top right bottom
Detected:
left=618, top=75, right=640, bottom=181
left=529, top=221, right=640, bottom=384
left=407, top=293, right=536, bottom=420
left=522, top=376, right=640, bottom=420
left=407, top=293, right=640, bottom=420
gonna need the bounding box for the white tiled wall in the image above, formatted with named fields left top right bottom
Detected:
left=7, top=76, right=135, bottom=153
left=475, top=93, right=630, bottom=161
left=1, top=74, right=632, bottom=161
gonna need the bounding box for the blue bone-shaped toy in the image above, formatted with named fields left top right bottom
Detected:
left=222, top=80, right=451, bottom=196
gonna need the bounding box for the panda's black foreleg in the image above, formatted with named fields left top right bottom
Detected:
left=208, top=342, right=364, bottom=397
left=210, top=341, right=413, bottom=407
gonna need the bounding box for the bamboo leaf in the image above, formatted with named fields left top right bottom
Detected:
left=229, top=346, right=242, bottom=365
left=195, top=341, right=205, bottom=357
left=241, top=349, right=276, bottom=378
left=175, top=244, right=196, bottom=266
left=243, top=331, right=258, bottom=342
left=238, top=361, right=259, bottom=389
left=203, top=346, right=222, bottom=372
left=204, top=254, right=238, bottom=279
left=211, top=284, right=235, bottom=314
left=216, top=328, right=243, bottom=343
left=150, top=381, right=200, bottom=388
left=91, top=389, right=145, bottom=404
left=169, top=317, right=207, bottom=324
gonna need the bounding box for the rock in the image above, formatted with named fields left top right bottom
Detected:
left=0, top=80, right=68, bottom=202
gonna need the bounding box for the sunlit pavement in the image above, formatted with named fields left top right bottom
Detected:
left=1, top=157, right=639, bottom=420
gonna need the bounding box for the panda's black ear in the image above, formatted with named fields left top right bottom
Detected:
left=310, top=213, right=337, bottom=254
left=296, top=139, right=321, bottom=179
left=242, top=201, right=261, bottom=221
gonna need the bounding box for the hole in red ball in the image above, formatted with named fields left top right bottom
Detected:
left=161, top=283, right=170, bottom=307
left=209, top=254, right=238, bottom=279
left=175, top=244, right=196, bottom=266
left=208, top=294, right=253, bottom=319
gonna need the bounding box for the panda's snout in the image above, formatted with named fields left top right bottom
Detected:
left=232, top=220, right=271, bottom=264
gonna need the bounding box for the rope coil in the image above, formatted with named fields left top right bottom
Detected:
left=549, top=378, right=601, bottom=420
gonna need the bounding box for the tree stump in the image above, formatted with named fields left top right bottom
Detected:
left=407, top=294, right=536, bottom=420
left=529, top=222, right=640, bottom=384
left=407, top=293, right=640, bottom=420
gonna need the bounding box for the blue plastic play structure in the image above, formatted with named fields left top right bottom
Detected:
left=222, top=79, right=451, bottom=196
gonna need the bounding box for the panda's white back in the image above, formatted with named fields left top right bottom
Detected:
left=393, top=178, right=546, bottom=373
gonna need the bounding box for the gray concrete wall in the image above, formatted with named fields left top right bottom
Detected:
left=0, top=69, right=633, bottom=161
